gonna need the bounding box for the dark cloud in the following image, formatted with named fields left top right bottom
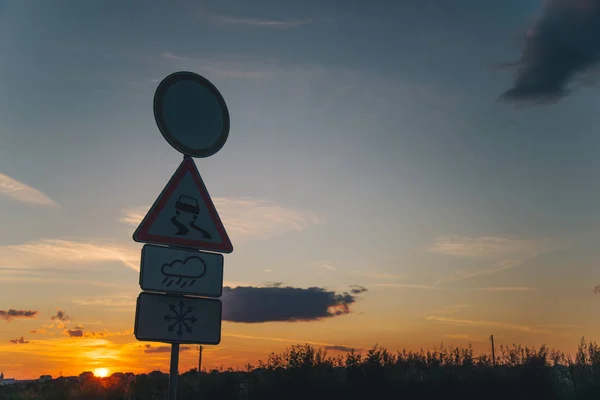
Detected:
left=0, top=309, right=38, bottom=322
left=501, top=0, right=600, bottom=103
left=144, top=345, right=191, bottom=353
left=9, top=336, right=29, bottom=344
left=66, top=326, right=84, bottom=337
left=263, top=281, right=284, bottom=288
left=350, top=285, right=368, bottom=295
left=221, top=285, right=364, bottom=323
left=323, top=345, right=357, bottom=352
left=51, top=310, right=70, bottom=322
left=594, top=285, right=600, bottom=294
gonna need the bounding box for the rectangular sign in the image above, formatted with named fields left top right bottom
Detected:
left=134, top=292, right=221, bottom=345
left=140, top=245, right=224, bottom=298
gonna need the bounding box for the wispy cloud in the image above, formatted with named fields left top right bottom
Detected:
left=1, top=239, right=139, bottom=271
left=160, top=52, right=271, bottom=79
left=429, top=236, right=552, bottom=259
left=471, top=286, right=538, bottom=292
left=319, top=263, right=337, bottom=271
left=434, top=304, right=472, bottom=314
left=209, top=14, right=313, bottom=28
left=222, top=332, right=360, bottom=350
left=323, top=345, right=359, bottom=352
left=121, top=197, right=323, bottom=243
left=0, top=309, right=38, bottom=322
left=427, top=316, right=567, bottom=336
left=429, top=235, right=562, bottom=284
left=0, top=172, right=59, bottom=207
left=73, top=294, right=136, bottom=309
left=144, top=344, right=191, bottom=354
left=368, top=283, right=444, bottom=291
left=310, top=262, right=404, bottom=281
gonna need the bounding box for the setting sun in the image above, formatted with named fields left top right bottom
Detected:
left=94, top=368, right=110, bottom=378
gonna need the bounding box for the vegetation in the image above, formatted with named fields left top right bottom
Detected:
left=2, top=338, right=600, bottom=399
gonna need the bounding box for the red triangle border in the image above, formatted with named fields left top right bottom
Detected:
left=133, top=158, right=233, bottom=253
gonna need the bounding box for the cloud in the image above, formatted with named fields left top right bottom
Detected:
left=500, top=0, right=600, bottom=103
left=350, top=285, right=368, bottom=295
left=30, top=329, right=46, bottom=334
left=159, top=53, right=271, bottom=79
left=427, top=316, right=567, bottom=336
left=434, top=304, right=472, bottom=315
left=9, top=336, right=29, bottom=344
left=320, top=263, right=337, bottom=271
left=0, top=309, right=38, bottom=322
left=221, top=285, right=364, bottom=323
left=209, top=14, right=313, bottom=28
left=429, top=236, right=551, bottom=259
left=323, top=345, right=357, bottom=352
left=143, top=344, right=192, bottom=354
left=429, top=236, right=561, bottom=284
left=1, top=239, right=140, bottom=271
left=0, top=172, right=59, bottom=207
left=445, top=334, right=470, bottom=340
left=368, top=283, right=443, bottom=290
left=222, top=332, right=360, bottom=350
left=84, top=329, right=133, bottom=339
left=66, top=327, right=84, bottom=337
left=72, top=295, right=136, bottom=308
left=121, top=198, right=323, bottom=243
left=51, top=310, right=70, bottom=322
left=471, top=286, right=538, bottom=292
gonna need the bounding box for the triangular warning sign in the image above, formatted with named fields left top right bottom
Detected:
left=133, top=158, right=233, bottom=253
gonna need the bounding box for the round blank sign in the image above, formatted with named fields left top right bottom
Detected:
left=154, top=71, right=230, bottom=158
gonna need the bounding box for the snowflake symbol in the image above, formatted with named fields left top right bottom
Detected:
left=164, top=300, right=197, bottom=337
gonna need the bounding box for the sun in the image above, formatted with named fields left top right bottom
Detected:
left=93, top=368, right=110, bottom=378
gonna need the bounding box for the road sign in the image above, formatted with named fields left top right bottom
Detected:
left=134, top=292, right=222, bottom=345
left=154, top=71, right=230, bottom=158
left=133, top=158, right=233, bottom=253
left=140, top=244, right=224, bottom=298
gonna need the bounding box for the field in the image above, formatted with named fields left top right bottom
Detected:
left=2, top=338, right=600, bottom=400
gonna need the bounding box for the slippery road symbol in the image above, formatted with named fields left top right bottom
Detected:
left=171, top=195, right=212, bottom=239
left=165, top=301, right=197, bottom=337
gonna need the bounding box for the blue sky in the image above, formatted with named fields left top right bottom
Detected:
left=2, top=0, right=600, bottom=378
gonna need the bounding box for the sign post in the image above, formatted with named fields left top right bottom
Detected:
left=133, top=71, right=233, bottom=400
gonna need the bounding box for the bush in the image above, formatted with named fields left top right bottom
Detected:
left=2, top=338, right=600, bottom=399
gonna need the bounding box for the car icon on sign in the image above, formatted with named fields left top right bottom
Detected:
left=175, top=195, right=200, bottom=215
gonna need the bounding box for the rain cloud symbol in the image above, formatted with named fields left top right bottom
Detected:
left=161, top=256, right=207, bottom=288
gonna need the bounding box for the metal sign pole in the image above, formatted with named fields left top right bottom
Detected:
left=168, top=343, right=180, bottom=400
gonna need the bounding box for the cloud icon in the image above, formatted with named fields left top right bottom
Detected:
left=160, top=256, right=206, bottom=288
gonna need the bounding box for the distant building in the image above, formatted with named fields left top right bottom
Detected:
left=79, top=372, right=94, bottom=380
left=39, top=375, right=52, bottom=383
left=0, top=372, right=16, bottom=386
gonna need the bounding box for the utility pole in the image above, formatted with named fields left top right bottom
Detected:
left=490, top=334, right=496, bottom=367
left=198, top=346, right=203, bottom=372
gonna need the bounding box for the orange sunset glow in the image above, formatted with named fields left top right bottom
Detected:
left=3, top=0, right=600, bottom=390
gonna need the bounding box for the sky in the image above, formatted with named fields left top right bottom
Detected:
left=2, top=0, right=600, bottom=379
